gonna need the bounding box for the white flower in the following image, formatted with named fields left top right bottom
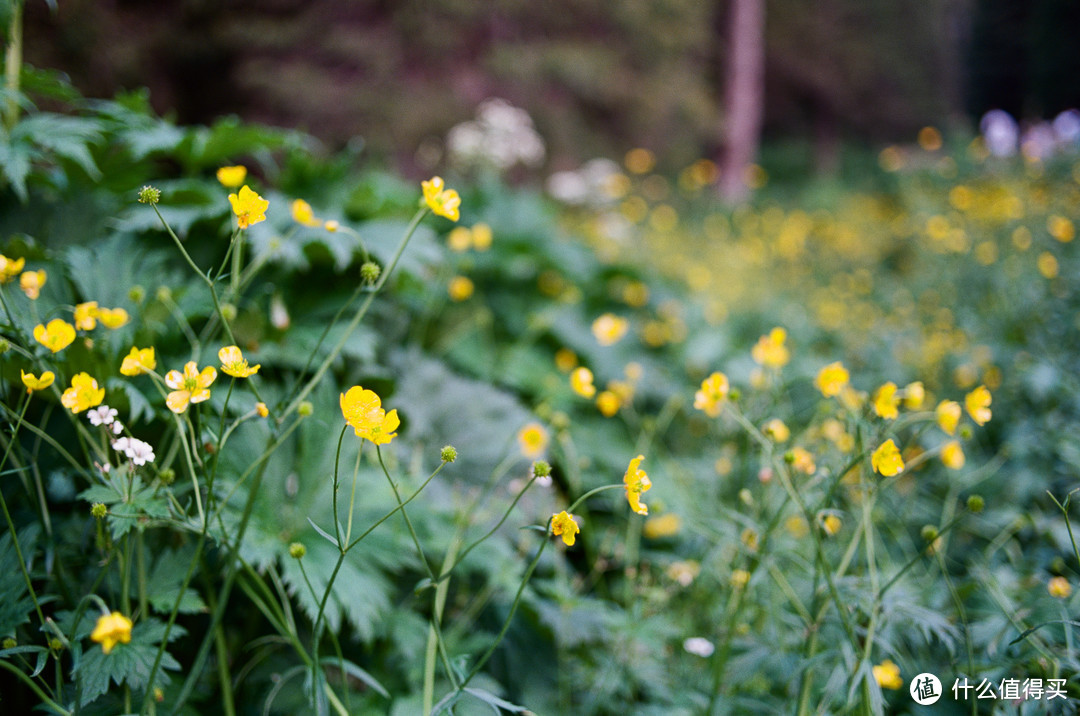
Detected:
left=87, top=405, right=118, bottom=427
left=111, top=437, right=155, bottom=466
left=683, top=637, right=715, bottom=658
left=111, top=420, right=124, bottom=435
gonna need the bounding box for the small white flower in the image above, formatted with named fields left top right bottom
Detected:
left=111, top=420, right=124, bottom=435
left=683, top=637, right=715, bottom=658
left=87, top=405, right=118, bottom=427
left=125, top=438, right=155, bottom=466
left=111, top=437, right=130, bottom=453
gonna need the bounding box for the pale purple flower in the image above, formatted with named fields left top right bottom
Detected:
left=87, top=405, right=118, bottom=427
left=112, top=437, right=155, bottom=466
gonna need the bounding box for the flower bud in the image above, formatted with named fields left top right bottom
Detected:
left=49, top=638, right=63, bottom=652
left=156, top=286, right=172, bottom=303
left=221, top=303, right=238, bottom=322
left=289, top=542, right=306, bottom=559
left=158, top=468, right=176, bottom=486
left=324, top=220, right=340, bottom=232
left=960, top=425, right=973, bottom=439
left=920, top=525, right=939, bottom=542
left=440, top=445, right=458, bottom=463
left=0, top=338, right=9, bottom=354
left=298, top=401, right=314, bottom=417
left=91, top=503, right=107, bottom=519
left=138, top=185, right=161, bottom=204
left=532, top=460, right=552, bottom=478
left=2, top=638, right=15, bottom=649
left=128, top=285, right=146, bottom=304
left=729, top=387, right=741, bottom=402
left=360, top=262, right=381, bottom=284
left=966, top=494, right=985, bottom=513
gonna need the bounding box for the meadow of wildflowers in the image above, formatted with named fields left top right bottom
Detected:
left=0, top=71, right=1078, bottom=716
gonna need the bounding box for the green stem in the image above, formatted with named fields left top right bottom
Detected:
left=0, top=658, right=69, bottom=715
left=3, top=0, right=22, bottom=132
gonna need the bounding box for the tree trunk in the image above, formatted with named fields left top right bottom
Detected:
left=718, top=0, right=766, bottom=204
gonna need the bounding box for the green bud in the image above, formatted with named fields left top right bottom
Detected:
left=440, top=445, right=458, bottom=463
left=91, top=503, right=107, bottom=519
left=158, top=468, right=176, bottom=486
left=298, top=401, right=314, bottom=417
left=960, top=425, right=973, bottom=439
left=550, top=411, right=570, bottom=431
left=783, top=451, right=795, bottom=464
left=532, top=460, right=552, bottom=478
left=920, top=525, right=939, bottom=542
left=360, top=262, right=381, bottom=284
left=288, top=542, right=306, bottom=559
left=49, top=638, right=63, bottom=652
left=729, top=388, right=742, bottom=401
left=138, top=185, right=161, bottom=204
left=155, top=286, right=172, bottom=303
left=966, top=494, right=985, bottom=513
left=2, top=637, right=15, bottom=649
left=0, top=338, right=9, bottom=354
left=221, top=303, right=238, bottom=322
left=129, top=285, right=146, bottom=304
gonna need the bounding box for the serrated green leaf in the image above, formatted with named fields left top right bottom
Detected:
left=75, top=619, right=185, bottom=706
left=0, top=527, right=39, bottom=635
left=0, top=137, right=34, bottom=201
left=12, top=113, right=103, bottom=180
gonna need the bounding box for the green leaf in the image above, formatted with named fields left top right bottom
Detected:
left=463, top=687, right=531, bottom=714
left=146, top=548, right=207, bottom=616
left=321, top=656, right=390, bottom=699
left=11, top=113, right=104, bottom=180
left=75, top=619, right=186, bottom=706
left=0, top=137, right=34, bottom=201
left=0, top=526, right=40, bottom=635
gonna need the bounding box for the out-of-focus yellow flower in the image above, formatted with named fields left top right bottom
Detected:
left=33, top=319, right=76, bottom=353
left=91, top=611, right=132, bottom=654
left=256, top=402, right=269, bottom=418
left=164, top=362, right=217, bottom=414
left=694, top=372, right=729, bottom=417
left=918, top=126, right=943, bottom=151
left=447, top=226, right=472, bottom=252
left=591, top=313, right=628, bottom=346
left=667, top=560, right=700, bottom=586
left=751, top=327, right=790, bottom=368
left=643, top=513, right=681, bottom=539
left=785, top=515, right=808, bottom=538
left=622, top=280, right=649, bottom=307
left=1048, top=576, right=1072, bottom=599
left=872, top=439, right=904, bottom=477
left=447, top=276, right=474, bottom=301
left=339, top=385, right=399, bottom=445
left=0, top=254, right=25, bottom=282
left=61, top=373, right=105, bottom=414
left=570, top=367, right=596, bottom=398
left=741, top=527, right=759, bottom=551
left=790, top=447, right=816, bottom=475
left=228, top=185, right=269, bottom=229
left=821, top=514, right=842, bottom=536
left=873, top=660, right=902, bottom=690
left=730, top=569, right=751, bottom=589
left=20, top=270, right=46, bottom=299
left=551, top=511, right=580, bottom=546
left=471, top=222, right=492, bottom=250
left=903, top=381, right=925, bottom=410
left=815, top=362, right=849, bottom=397
left=624, top=147, right=655, bottom=174
left=324, top=220, right=339, bottom=232
left=839, top=385, right=867, bottom=411
left=1038, top=251, right=1059, bottom=279
left=216, top=165, right=247, bottom=188
left=219, top=345, right=260, bottom=378
left=965, top=385, right=992, bottom=426
left=421, top=176, right=460, bottom=222
left=941, top=441, right=965, bottom=469
left=596, top=390, right=620, bottom=417
left=74, top=301, right=99, bottom=331
left=763, top=418, right=789, bottom=442
left=98, top=307, right=129, bottom=329
left=290, top=199, right=322, bottom=227
left=1048, top=215, right=1075, bottom=243
left=936, top=400, right=961, bottom=435
left=872, top=382, right=900, bottom=420
left=21, top=370, right=54, bottom=394
left=120, top=347, right=156, bottom=376
left=554, top=348, right=577, bottom=372
left=517, top=422, right=548, bottom=459
left=624, top=454, right=651, bottom=515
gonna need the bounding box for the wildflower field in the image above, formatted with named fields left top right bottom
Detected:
left=1, top=74, right=1079, bottom=716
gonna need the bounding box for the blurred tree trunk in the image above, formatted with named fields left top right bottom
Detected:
left=718, top=0, right=765, bottom=204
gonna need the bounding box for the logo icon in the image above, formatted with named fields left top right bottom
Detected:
left=910, top=673, right=942, bottom=705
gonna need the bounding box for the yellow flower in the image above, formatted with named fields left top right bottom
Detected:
left=570, top=367, right=596, bottom=398
left=74, top=301, right=99, bottom=331
left=839, top=385, right=866, bottom=411
left=217, top=165, right=247, bottom=188
left=872, top=382, right=900, bottom=420
left=730, top=569, right=751, bottom=589
left=256, top=402, right=269, bottom=418
left=90, top=612, right=132, bottom=655
left=228, top=185, right=269, bottom=229
left=61, top=373, right=106, bottom=414
left=97, top=307, right=129, bottom=329
left=0, top=254, right=25, bottom=282
left=591, top=313, right=629, bottom=346
left=33, top=319, right=76, bottom=353
left=872, top=660, right=902, bottom=690
left=941, top=441, right=965, bottom=469
left=447, top=276, right=474, bottom=301
left=936, top=400, right=961, bottom=435
left=871, top=439, right=904, bottom=477
left=290, top=199, right=322, bottom=227
left=821, top=514, right=842, bottom=536
left=554, top=348, right=577, bottom=372
left=551, top=511, right=580, bottom=546
left=471, top=222, right=492, bottom=250
left=643, top=513, right=681, bottom=539
left=624, top=454, right=651, bottom=515
left=965, top=385, right=992, bottom=426
left=19, top=270, right=46, bottom=300
left=21, top=370, right=54, bottom=394
left=902, top=381, right=925, bottom=409
left=763, top=418, right=790, bottom=442
left=751, top=327, right=790, bottom=368
left=693, top=372, right=729, bottom=417
left=164, top=362, right=217, bottom=414
left=790, top=447, right=816, bottom=475
left=218, top=345, right=260, bottom=378
left=1048, top=576, right=1072, bottom=599
left=339, top=385, right=399, bottom=445
left=447, top=226, right=472, bottom=252
left=596, top=390, right=620, bottom=417
left=667, top=560, right=700, bottom=586
left=517, top=422, right=549, bottom=459
left=421, top=176, right=461, bottom=221
left=815, top=362, right=849, bottom=397
left=120, top=346, right=156, bottom=376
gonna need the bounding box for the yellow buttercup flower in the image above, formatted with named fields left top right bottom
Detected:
left=790, top=447, right=816, bottom=475
left=33, top=319, right=76, bottom=353
left=965, top=385, right=992, bottom=426
left=0, top=254, right=25, bottom=282
left=941, top=441, right=965, bottom=469
left=20, top=270, right=46, bottom=300
left=751, top=327, right=790, bottom=368
left=120, top=347, right=156, bottom=376
left=218, top=345, right=260, bottom=378
left=902, top=381, right=925, bottom=410
left=447, top=276, right=474, bottom=301
left=872, top=660, right=902, bottom=690
left=74, top=301, right=99, bottom=331
left=291, top=199, right=322, bottom=227
left=871, top=439, right=904, bottom=477
left=591, top=313, right=629, bottom=346
left=256, top=402, right=269, bottom=418
left=164, top=362, right=217, bottom=414
left=693, top=372, right=729, bottom=417
left=517, top=422, right=549, bottom=459
left=596, top=390, right=620, bottom=417
left=763, top=418, right=790, bottom=442
left=570, top=367, right=596, bottom=398
left=471, top=222, right=492, bottom=250
left=730, top=569, right=751, bottom=589
left=551, top=511, right=580, bottom=546
left=21, top=370, right=54, bottom=394
left=872, top=382, right=900, bottom=420
left=624, top=454, right=651, bottom=515
left=90, top=611, right=132, bottom=654
left=228, top=185, right=269, bottom=229
left=643, top=513, right=681, bottom=539
left=339, top=385, right=399, bottom=445
left=61, top=373, right=106, bottom=414
left=1048, top=576, right=1072, bottom=599
left=821, top=514, right=842, bottom=536
left=97, top=307, right=129, bottom=329
left=815, top=362, right=849, bottom=397
left=447, top=226, right=472, bottom=252
left=936, top=400, right=961, bottom=435
left=216, top=165, right=247, bottom=188
left=554, top=348, right=577, bottom=372
left=421, top=176, right=461, bottom=222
